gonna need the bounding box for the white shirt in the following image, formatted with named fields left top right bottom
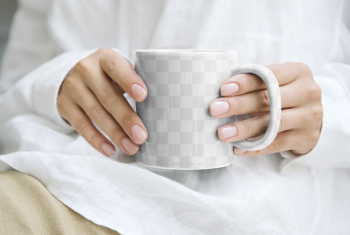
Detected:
left=0, top=0, right=349, bottom=234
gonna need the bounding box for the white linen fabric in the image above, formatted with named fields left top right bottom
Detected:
left=0, top=0, right=350, bottom=234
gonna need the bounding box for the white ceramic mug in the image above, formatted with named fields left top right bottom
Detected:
left=135, top=49, right=281, bottom=170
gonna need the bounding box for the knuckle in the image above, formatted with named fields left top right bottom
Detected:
left=310, top=105, right=324, bottom=121
left=299, top=63, right=312, bottom=75
left=230, top=97, right=245, bottom=113
left=111, top=127, right=123, bottom=142
left=241, top=74, right=254, bottom=90
left=310, top=130, right=321, bottom=142
left=75, top=59, right=91, bottom=73
left=269, top=66, right=282, bottom=81
left=74, top=118, right=89, bottom=133
left=89, top=132, right=102, bottom=145
left=63, top=76, right=79, bottom=91
left=120, top=112, right=137, bottom=128
left=90, top=104, right=107, bottom=120
left=96, top=48, right=111, bottom=55
left=258, top=90, right=270, bottom=109
left=308, top=83, right=322, bottom=100
left=107, top=58, right=123, bottom=74
left=267, top=139, right=281, bottom=153
left=279, top=113, right=288, bottom=130
left=238, top=120, right=252, bottom=136
left=100, top=87, right=118, bottom=106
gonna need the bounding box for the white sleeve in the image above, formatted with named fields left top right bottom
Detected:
left=0, top=0, right=57, bottom=93
left=0, top=1, right=132, bottom=132
left=0, top=50, right=98, bottom=132
left=0, top=0, right=97, bottom=131
left=280, top=8, right=350, bottom=170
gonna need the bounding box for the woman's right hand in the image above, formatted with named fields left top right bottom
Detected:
left=57, top=48, right=148, bottom=157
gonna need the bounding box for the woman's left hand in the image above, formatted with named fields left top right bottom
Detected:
left=209, top=62, right=323, bottom=157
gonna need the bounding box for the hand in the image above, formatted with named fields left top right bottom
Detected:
left=57, top=48, right=148, bottom=157
left=209, top=62, right=323, bottom=157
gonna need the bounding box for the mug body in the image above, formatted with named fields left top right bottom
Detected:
left=135, top=49, right=237, bottom=170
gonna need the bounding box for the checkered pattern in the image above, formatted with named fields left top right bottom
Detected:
left=134, top=50, right=281, bottom=170
left=135, top=50, right=237, bottom=169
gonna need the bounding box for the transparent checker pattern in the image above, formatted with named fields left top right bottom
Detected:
left=135, top=50, right=237, bottom=169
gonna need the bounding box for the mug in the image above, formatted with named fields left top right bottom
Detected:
left=134, top=49, right=281, bottom=170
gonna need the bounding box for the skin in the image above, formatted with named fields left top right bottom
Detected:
left=210, top=62, right=323, bottom=156
left=58, top=48, right=323, bottom=157
left=58, top=48, right=148, bottom=156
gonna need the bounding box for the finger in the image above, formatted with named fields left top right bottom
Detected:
left=60, top=100, right=116, bottom=157
left=99, top=48, right=148, bottom=102
left=233, top=130, right=297, bottom=156
left=71, top=84, right=140, bottom=155
left=210, top=82, right=304, bottom=118
left=112, top=81, right=125, bottom=94
left=82, top=69, right=148, bottom=145
left=220, top=62, right=303, bottom=97
left=217, top=108, right=304, bottom=142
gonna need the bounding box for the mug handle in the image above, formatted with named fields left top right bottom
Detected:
left=229, top=64, right=281, bottom=151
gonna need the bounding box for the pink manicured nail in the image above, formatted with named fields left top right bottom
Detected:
left=131, top=84, right=146, bottom=101
left=131, top=125, right=147, bottom=143
left=122, top=137, right=139, bottom=154
left=101, top=143, right=115, bottom=157
left=235, top=148, right=247, bottom=155
left=210, top=101, right=229, bottom=116
left=219, top=126, right=237, bottom=139
left=221, top=83, right=239, bottom=96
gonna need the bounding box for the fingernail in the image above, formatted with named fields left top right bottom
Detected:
left=131, top=125, right=147, bottom=143
left=210, top=101, right=229, bottom=116
left=101, top=143, right=115, bottom=157
left=235, top=148, right=247, bottom=155
left=219, top=126, right=237, bottom=139
left=221, top=83, right=239, bottom=96
left=122, top=137, right=139, bottom=154
left=131, top=84, right=146, bottom=101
